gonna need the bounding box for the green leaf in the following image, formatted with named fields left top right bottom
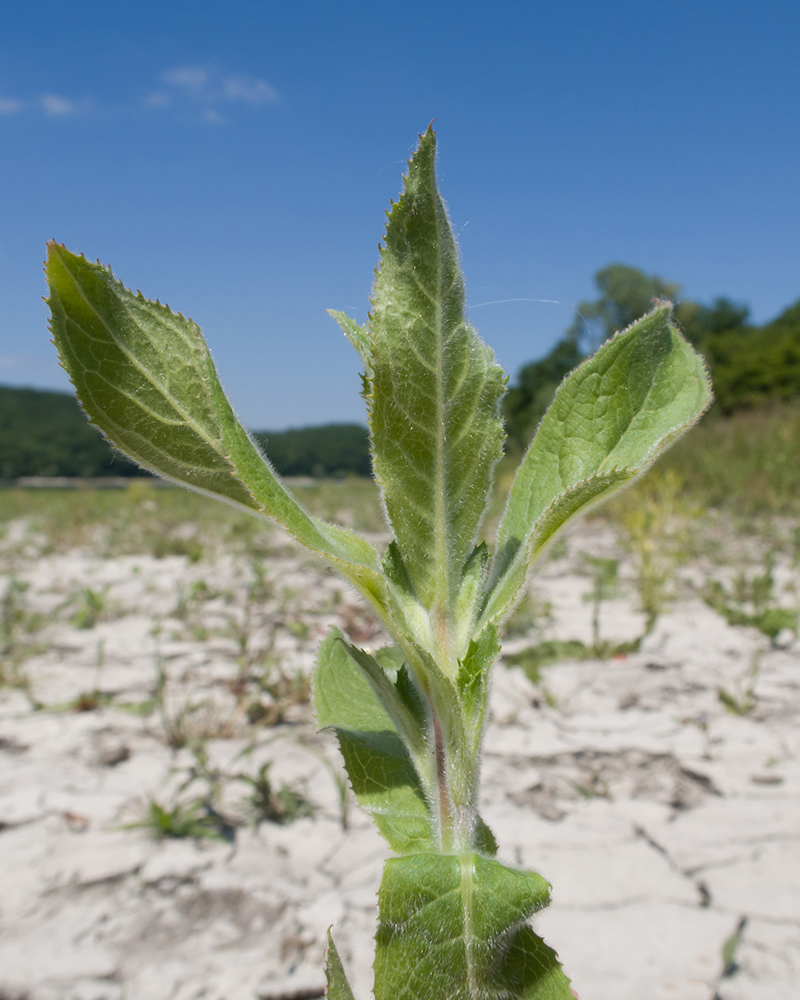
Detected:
left=484, top=303, right=711, bottom=627
left=454, top=543, right=490, bottom=649
left=374, top=852, right=573, bottom=1000
left=366, top=127, right=506, bottom=615
left=337, top=638, right=428, bottom=761
left=329, top=309, right=371, bottom=371
left=314, top=630, right=435, bottom=854
left=46, top=243, right=391, bottom=619
left=456, top=624, right=500, bottom=758
left=325, top=930, right=357, bottom=1000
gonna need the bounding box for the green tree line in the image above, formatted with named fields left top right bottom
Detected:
left=0, top=385, right=369, bottom=479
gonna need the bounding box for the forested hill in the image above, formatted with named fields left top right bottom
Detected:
left=0, top=385, right=371, bottom=479
left=0, top=386, right=138, bottom=478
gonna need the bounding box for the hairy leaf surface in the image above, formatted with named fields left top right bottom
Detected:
left=314, top=630, right=435, bottom=854
left=374, top=852, right=573, bottom=1000
left=367, top=127, right=506, bottom=612
left=46, top=243, right=390, bottom=615
left=484, top=304, right=711, bottom=627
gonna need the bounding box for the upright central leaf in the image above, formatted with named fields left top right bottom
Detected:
left=368, top=127, right=506, bottom=614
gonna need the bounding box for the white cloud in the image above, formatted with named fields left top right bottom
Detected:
left=41, top=94, right=77, bottom=117
left=0, top=354, right=28, bottom=369
left=162, top=66, right=209, bottom=91
left=223, top=76, right=278, bottom=105
left=145, top=92, right=172, bottom=109
left=0, top=67, right=276, bottom=126
left=0, top=96, right=24, bottom=115
left=156, top=66, right=278, bottom=122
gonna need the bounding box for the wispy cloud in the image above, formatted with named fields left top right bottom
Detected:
left=222, top=75, right=278, bottom=105
left=146, top=66, right=278, bottom=123
left=0, top=67, right=278, bottom=125
left=41, top=94, right=78, bottom=117
left=0, top=92, right=87, bottom=118
left=0, top=96, right=25, bottom=115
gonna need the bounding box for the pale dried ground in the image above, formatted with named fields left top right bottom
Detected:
left=0, top=497, right=798, bottom=1000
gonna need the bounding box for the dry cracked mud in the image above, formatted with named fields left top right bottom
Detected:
left=0, top=512, right=798, bottom=1000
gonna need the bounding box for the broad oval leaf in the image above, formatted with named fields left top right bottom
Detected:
left=374, top=852, right=573, bottom=1000
left=483, top=304, right=711, bottom=628
left=46, top=243, right=390, bottom=617
left=314, top=629, right=436, bottom=854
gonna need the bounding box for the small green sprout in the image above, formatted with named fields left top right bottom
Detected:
left=126, top=796, right=227, bottom=841
left=46, top=127, right=711, bottom=999
left=704, top=550, right=799, bottom=644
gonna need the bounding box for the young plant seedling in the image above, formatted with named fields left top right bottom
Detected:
left=46, top=126, right=711, bottom=999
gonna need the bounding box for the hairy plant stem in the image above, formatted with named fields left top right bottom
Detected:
left=428, top=696, right=481, bottom=854
left=431, top=708, right=455, bottom=851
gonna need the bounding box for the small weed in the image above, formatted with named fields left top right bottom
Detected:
left=152, top=658, right=207, bottom=749
left=504, top=634, right=641, bottom=685
left=72, top=585, right=110, bottom=629
left=171, top=578, right=220, bottom=622
left=718, top=687, right=756, bottom=716
left=505, top=640, right=590, bottom=684
left=704, top=551, right=799, bottom=644
left=245, top=665, right=312, bottom=726
left=152, top=534, right=203, bottom=562
left=247, top=555, right=273, bottom=603
left=614, top=469, right=691, bottom=633
left=0, top=577, right=47, bottom=688
left=580, top=552, right=622, bottom=651
left=288, top=620, right=310, bottom=641
left=235, top=761, right=315, bottom=826
left=720, top=916, right=747, bottom=980
left=570, top=770, right=610, bottom=800
left=70, top=690, right=112, bottom=711
left=127, top=796, right=227, bottom=840
left=718, top=653, right=761, bottom=716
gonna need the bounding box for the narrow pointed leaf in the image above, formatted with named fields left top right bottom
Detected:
left=329, top=309, right=371, bottom=370
left=338, top=638, right=428, bottom=760
left=314, top=630, right=435, bottom=854
left=46, top=243, right=390, bottom=615
left=367, top=127, right=506, bottom=610
left=484, top=304, right=711, bottom=627
left=374, top=852, right=573, bottom=1000
left=454, top=543, right=490, bottom=650
left=456, top=624, right=500, bottom=758
left=325, top=930, right=357, bottom=1000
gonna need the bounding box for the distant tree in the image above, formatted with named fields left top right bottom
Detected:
left=503, top=264, right=694, bottom=452
left=567, top=263, right=685, bottom=348
left=503, top=263, right=800, bottom=448
left=703, top=298, right=800, bottom=412
left=680, top=296, right=750, bottom=347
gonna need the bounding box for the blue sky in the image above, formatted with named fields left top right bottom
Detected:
left=1, top=1, right=798, bottom=429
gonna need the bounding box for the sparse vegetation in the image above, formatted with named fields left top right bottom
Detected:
left=127, top=796, right=229, bottom=841
left=704, top=551, right=799, bottom=644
